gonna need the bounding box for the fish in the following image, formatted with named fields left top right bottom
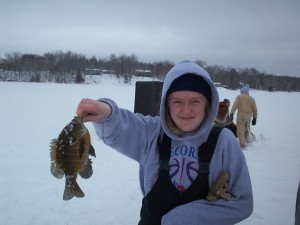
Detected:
left=50, top=116, right=96, bottom=200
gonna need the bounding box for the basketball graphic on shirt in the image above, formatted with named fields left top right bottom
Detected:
left=169, top=158, right=180, bottom=179
left=169, top=157, right=198, bottom=190
left=186, top=161, right=198, bottom=183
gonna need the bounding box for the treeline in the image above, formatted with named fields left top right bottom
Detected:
left=0, top=50, right=299, bottom=92
left=0, top=51, right=173, bottom=83
left=205, top=65, right=300, bottom=92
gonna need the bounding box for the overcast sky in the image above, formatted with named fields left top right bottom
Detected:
left=1, top=0, right=300, bottom=77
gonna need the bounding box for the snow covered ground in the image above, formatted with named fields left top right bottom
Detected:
left=0, top=75, right=299, bottom=225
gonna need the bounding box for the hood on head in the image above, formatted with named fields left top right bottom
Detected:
left=166, top=73, right=211, bottom=103
left=240, top=85, right=249, bottom=94
left=160, top=60, right=219, bottom=140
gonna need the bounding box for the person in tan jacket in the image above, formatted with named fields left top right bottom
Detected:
left=230, top=85, right=257, bottom=148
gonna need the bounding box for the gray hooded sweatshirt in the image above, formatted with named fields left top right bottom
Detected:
left=93, top=60, right=253, bottom=225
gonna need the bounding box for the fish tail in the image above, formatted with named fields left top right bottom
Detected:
left=63, top=176, right=85, bottom=201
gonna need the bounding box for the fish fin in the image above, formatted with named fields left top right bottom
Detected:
left=89, top=145, right=96, bottom=158
left=50, top=139, right=64, bottom=178
left=79, top=159, right=93, bottom=179
left=50, top=162, right=64, bottom=179
left=50, top=139, right=58, bottom=157
left=63, top=176, right=85, bottom=200
left=50, top=138, right=58, bottom=147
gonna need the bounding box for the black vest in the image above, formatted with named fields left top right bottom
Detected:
left=138, top=126, right=223, bottom=225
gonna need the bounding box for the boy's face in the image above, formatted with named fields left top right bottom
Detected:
left=167, top=91, right=207, bottom=133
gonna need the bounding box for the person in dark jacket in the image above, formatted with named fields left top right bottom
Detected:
left=215, top=99, right=237, bottom=137
left=296, top=181, right=300, bottom=225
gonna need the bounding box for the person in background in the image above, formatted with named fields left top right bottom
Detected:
left=76, top=60, right=253, bottom=225
left=230, top=85, right=257, bottom=149
left=223, top=98, right=231, bottom=109
left=296, top=181, right=300, bottom=225
left=215, top=99, right=237, bottom=137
